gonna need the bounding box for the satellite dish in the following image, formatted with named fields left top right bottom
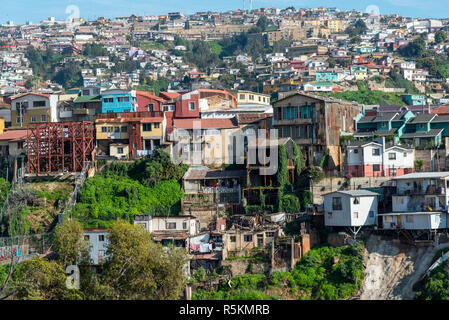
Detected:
left=365, top=5, right=380, bottom=16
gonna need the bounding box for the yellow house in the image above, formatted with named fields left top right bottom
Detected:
left=95, top=112, right=165, bottom=158
left=237, top=91, right=271, bottom=106
left=0, top=117, right=4, bottom=134
left=10, top=93, right=59, bottom=129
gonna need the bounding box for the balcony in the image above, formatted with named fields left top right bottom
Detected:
left=73, top=108, right=89, bottom=115
left=59, top=111, right=72, bottom=118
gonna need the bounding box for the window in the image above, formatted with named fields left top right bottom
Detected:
left=188, top=102, right=195, bottom=111
left=239, top=94, right=245, bottom=100
left=117, top=96, right=129, bottom=103
left=33, top=100, right=46, bottom=107
left=114, top=126, right=120, bottom=133
left=154, top=123, right=160, bottom=129
left=328, top=212, right=333, bottom=218
left=30, top=116, right=37, bottom=123
left=230, top=236, right=236, bottom=242
left=332, top=197, right=342, bottom=211
left=103, top=97, right=113, bottom=103
left=102, top=127, right=107, bottom=133
left=16, top=116, right=23, bottom=124
left=142, top=123, right=152, bottom=131
left=390, top=168, right=397, bottom=176
left=166, top=222, right=176, bottom=229
left=354, top=149, right=358, bottom=154
left=389, top=153, right=396, bottom=160
left=82, top=90, right=90, bottom=96
left=84, top=235, right=90, bottom=241
left=373, top=164, right=380, bottom=172
left=266, top=232, right=275, bottom=238
left=121, top=126, right=127, bottom=132
left=41, top=115, right=46, bottom=122
left=372, top=148, right=380, bottom=156
left=99, top=235, right=105, bottom=242
left=404, top=152, right=407, bottom=157
left=147, top=103, right=155, bottom=112
left=244, top=235, right=253, bottom=242
left=164, top=105, right=175, bottom=111
left=182, top=222, right=187, bottom=229
left=249, top=95, right=254, bottom=100
left=17, top=142, right=24, bottom=149
left=117, top=147, right=123, bottom=154
left=353, top=212, right=359, bottom=219
left=369, top=211, right=374, bottom=217
left=353, top=197, right=360, bottom=204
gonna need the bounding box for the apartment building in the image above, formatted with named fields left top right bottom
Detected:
left=273, top=92, right=363, bottom=170
left=10, top=93, right=59, bottom=128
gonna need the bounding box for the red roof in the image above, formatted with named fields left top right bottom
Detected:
left=0, top=130, right=27, bottom=141
left=11, top=93, right=51, bottom=100
left=430, top=105, right=449, bottom=115
left=136, top=90, right=167, bottom=103
left=159, top=92, right=181, bottom=100
left=173, top=118, right=238, bottom=130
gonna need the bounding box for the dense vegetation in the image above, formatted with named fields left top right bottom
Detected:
left=415, top=259, right=449, bottom=300
left=73, top=150, right=188, bottom=228
left=193, top=243, right=365, bottom=300
left=3, top=219, right=188, bottom=300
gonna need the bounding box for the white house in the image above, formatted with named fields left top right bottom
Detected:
left=84, top=228, right=109, bottom=265
left=346, top=139, right=414, bottom=177
left=380, top=171, right=449, bottom=232
left=323, top=190, right=379, bottom=229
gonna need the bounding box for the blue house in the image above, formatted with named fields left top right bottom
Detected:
left=402, top=95, right=427, bottom=106
left=101, top=89, right=136, bottom=113
left=315, top=72, right=338, bottom=82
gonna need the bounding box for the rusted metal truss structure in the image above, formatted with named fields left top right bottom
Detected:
left=27, top=122, right=95, bottom=174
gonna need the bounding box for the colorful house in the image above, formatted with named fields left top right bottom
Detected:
left=101, top=89, right=136, bottom=113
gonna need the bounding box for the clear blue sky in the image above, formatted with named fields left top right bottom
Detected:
left=3, top=0, right=448, bottom=25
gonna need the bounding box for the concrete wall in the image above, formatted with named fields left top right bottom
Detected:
left=311, top=176, right=390, bottom=204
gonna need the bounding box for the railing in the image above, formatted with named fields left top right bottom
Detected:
left=201, top=186, right=240, bottom=194
left=58, top=161, right=92, bottom=223
left=137, top=150, right=154, bottom=157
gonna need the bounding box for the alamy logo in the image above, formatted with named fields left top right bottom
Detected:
left=65, top=265, right=80, bottom=290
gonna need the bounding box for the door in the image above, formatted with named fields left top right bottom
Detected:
left=257, top=234, right=264, bottom=248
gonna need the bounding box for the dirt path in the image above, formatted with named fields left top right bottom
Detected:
left=357, top=235, right=449, bottom=300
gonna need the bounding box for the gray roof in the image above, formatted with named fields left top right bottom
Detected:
left=431, top=114, right=449, bottom=123
left=400, top=128, right=443, bottom=138
left=380, top=211, right=443, bottom=216
left=324, top=190, right=380, bottom=197
left=393, top=171, right=449, bottom=180
left=407, top=114, right=436, bottom=124
left=371, top=112, right=399, bottom=123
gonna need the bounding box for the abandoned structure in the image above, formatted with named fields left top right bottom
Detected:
left=27, top=121, right=95, bottom=174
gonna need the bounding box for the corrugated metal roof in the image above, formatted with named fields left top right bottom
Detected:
left=324, top=190, right=380, bottom=197
left=393, top=171, right=449, bottom=180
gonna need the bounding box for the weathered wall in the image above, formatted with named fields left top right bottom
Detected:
left=414, top=149, right=449, bottom=172
left=222, top=259, right=271, bottom=276
left=311, top=176, right=390, bottom=204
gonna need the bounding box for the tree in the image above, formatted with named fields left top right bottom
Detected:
left=13, top=257, right=82, bottom=300
left=24, top=79, right=33, bottom=90
left=346, top=19, right=367, bottom=37
left=399, top=38, right=426, bottom=58
left=53, top=218, right=91, bottom=267
left=435, top=31, right=447, bottom=44
left=101, top=219, right=189, bottom=299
